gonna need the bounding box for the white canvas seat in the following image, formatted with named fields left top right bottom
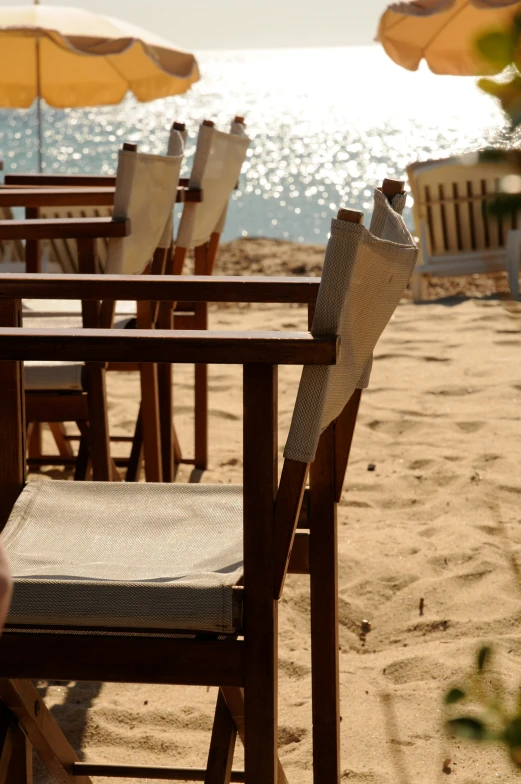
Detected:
left=407, top=155, right=521, bottom=300
left=4, top=481, right=243, bottom=633
left=24, top=363, right=84, bottom=391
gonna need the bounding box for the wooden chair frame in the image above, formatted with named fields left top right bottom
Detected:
left=0, top=271, right=361, bottom=783
left=3, top=134, right=241, bottom=477
left=0, top=182, right=201, bottom=480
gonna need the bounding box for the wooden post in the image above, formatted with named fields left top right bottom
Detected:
left=194, top=244, right=210, bottom=471
left=77, top=236, right=111, bottom=481
left=0, top=299, right=25, bottom=530
left=243, top=363, right=278, bottom=784
left=204, top=690, right=236, bottom=784
left=309, top=422, right=340, bottom=784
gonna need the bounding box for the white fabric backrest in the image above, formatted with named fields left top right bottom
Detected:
left=176, top=122, right=250, bottom=249
left=284, top=190, right=418, bottom=464
left=105, top=135, right=184, bottom=275
left=214, top=119, right=249, bottom=236
left=157, top=125, right=187, bottom=249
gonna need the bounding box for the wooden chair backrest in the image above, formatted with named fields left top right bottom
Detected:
left=407, top=156, right=521, bottom=259
left=38, top=205, right=111, bottom=273
left=0, top=207, right=24, bottom=264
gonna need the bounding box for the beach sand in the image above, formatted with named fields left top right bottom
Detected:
left=30, top=239, right=521, bottom=783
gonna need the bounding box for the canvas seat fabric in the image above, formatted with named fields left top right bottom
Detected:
left=3, top=481, right=243, bottom=634
left=24, top=362, right=85, bottom=392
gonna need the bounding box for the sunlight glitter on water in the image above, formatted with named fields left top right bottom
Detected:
left=0, top=46, right=508, bottom=243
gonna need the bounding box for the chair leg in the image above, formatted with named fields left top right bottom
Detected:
left=27, top=422, right=42, bottom=461
left=158, top=362, right=174, bottom=482
left=48, top=423, right=74, bottom=460
left=4, top=722, right=32, bottom=784
left=0, top=680, right=90, bottom=784
left=85, top=363, right=111, bottom=482
left=205, top=690, right=236, bottom=784
left=193, top=298, right=208, bottom=471
left=243, top=363, right=278, bottom=784
left=74, top=424, right=90, bottom=481
left=126, top=406, right=143, bottom=482
left=506, top=229, right=521, bottom=299
left=194, top=362, right=208, bottom=471
left=410, top=270, right=427, bottom=302
left=139, top=363, right=163, bottom=482
left=309, top=422, right=341, bottom=784
left=0, top=700, right=32, bottom=784
left=221, top=688, right=288, bottom=784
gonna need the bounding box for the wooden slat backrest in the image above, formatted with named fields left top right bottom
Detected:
left=38, top=206, right=112, bottom=273
left=0, top=207, right=24, bottom=263
left=408, top=157, right=521, bottom=258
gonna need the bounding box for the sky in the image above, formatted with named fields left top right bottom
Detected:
left=4, top=0, right=391, bottom=50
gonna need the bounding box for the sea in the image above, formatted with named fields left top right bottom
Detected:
left=0, top=46, right=510, bottom=244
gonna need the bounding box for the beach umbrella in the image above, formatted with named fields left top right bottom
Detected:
left=377, top=0, right=521, bottom=75
left=0, top=1, right=200, bottom=170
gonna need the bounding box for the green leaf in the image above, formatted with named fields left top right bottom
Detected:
left=477, top=646, right=492, bottom=672
left=476, top=31, right=515, bottom=69
left=448, top=717, right=488, bottom=740
left=478, top=76, right=521, bottom=127
left=446, top=688, right=466, bottom=705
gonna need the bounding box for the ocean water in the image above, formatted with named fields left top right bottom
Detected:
left=0, top=46, right=509, bottom=243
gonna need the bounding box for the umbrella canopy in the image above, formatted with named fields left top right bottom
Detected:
left=0, top=4, right=200, bottom=108
left=377, top=0, right=521, bottom=75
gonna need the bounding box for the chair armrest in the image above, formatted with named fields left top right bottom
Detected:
left=0, top=186, right=202, bottom=206
left=5, top=174, right=188, bottom=188
left=0, top=218, right=130, bottom=240
left=0, top=328, right=339, bottom=366
left=5, top=174, right=117, bottom=187
left=0, top=187, right=116, bottom=208
left=0, top=274, right=320, bottom=304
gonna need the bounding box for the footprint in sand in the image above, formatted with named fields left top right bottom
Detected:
left=455, top=421, right=485, bottom=433
left=408, top=459, right=434, bottom=470
left=428, top=385, right=480, bottom=396
left=209, top=409, right=240, bottom=421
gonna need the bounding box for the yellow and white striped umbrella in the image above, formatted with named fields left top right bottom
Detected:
left=0, top=3, right=199, bottom=107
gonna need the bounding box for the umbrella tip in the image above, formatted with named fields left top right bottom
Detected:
left=234, top=116, right=245, bottom=125
left=202, top=119, right=215, bottom=128
left=123, top=142, right=138, bottom=152
left=337, top=208, right=364, bottom=224
left=173, top=121, right=186, bottom=132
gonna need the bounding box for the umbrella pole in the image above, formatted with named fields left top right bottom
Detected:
left=35, top=34, right=42, bottom=173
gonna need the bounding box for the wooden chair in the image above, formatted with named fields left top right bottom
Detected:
left=407, top=155, right=521, bottom=301
left=6, top=136, right=185, bottom=481
left=157, top=116, right=251, bottom=477
left=0, top=184, right=417, bottom=783
left=2, top=122, right=190, bottom=276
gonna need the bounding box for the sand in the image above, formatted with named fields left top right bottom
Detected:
left=29, top=238, right=521, bottom=783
